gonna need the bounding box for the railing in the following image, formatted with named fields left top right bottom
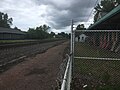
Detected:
left=61, top=54, right=72, bottom=90
left=60, top=20, right=74, bottom=90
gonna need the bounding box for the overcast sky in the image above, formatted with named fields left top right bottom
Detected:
left=0, top=0, right=100, bottom=33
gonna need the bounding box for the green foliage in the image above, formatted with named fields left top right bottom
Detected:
left=102, top=71, right=110, bottom=84
left=57, top=32, right=70, bottom=39
left=0, top=12, right=13, bottom=28
left=27, top=24, right=70, bottom=39
left=50, top=32, right=55, bottom=37
left=27, top=24, right=56, bottom=39
left=13, top=26, right=22, bottom=32
left=76, top=24, right=86, bottom=37
left=94, top=0, right=120, bottom=22
left=101, top=0, right=115, bottom=12
left=76, top=24, right=86, bottom=30
left=74, top=43, right=120, bottom=90
left=116, top=0, right=120, bottom=4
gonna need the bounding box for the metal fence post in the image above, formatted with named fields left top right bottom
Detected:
left=71, top=20, right=74, bottom=76
left=60, top=20, right=74, bottom=90
left=72, top=20, right=75, bottom=75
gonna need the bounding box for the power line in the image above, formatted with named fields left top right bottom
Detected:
left=72, top=0, right=94, bottom=23
left=72, top=0, right=100, bottom=27
left=46, top=0, right=100, bottom=28
left=86, top=0, right=100, bottom=22
left=50, top=1, right=100, bottom=24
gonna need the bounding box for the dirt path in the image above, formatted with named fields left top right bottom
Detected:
left=0, top=41, right=69, bottom=90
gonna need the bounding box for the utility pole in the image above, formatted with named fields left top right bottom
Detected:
left=71, top=20, right=73, bottom=55
left=71, top=19, right=74, bottom=77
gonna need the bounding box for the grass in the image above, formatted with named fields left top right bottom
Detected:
left=0, top=38, right=63, bottom=44
left=73, top=42, right=120, bottom=90
left=75, top=59, right=120, bottom=82
left=75, top=42, right=120, bottom=58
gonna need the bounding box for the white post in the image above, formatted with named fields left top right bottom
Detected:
left=71, top=20, right=74, bottom=75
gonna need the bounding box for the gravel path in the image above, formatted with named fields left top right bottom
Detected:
left=0, top=41, right=69, bottom=90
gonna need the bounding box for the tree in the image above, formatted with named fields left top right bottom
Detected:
left=42, top=24, right=50, bottom=32
left=50, top=32, right=56, bottom=37
left=27, top=25, right=51, bottom=39
left=101, top=0, right=115, bottom=12
left=116, top=0, right=120, bottom=4
left=14, top=26, right=21, bottom=31
left=94, top=0, right=117, bottom=22
left=94, top=4, right=102, bottom=22
left=57, top=32, right=70, bottom=39
left=0, top=12, right=13, bottom=28
left=76, top=24, right=86, bottom=30
left=14, top=26, right=19, bottom=30
left=76, top=24, right=86, bottom=38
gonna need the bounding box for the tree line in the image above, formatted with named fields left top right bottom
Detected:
left=27, top=25, right=51, bottom=39
left=0, top=11, right=70, bottom=39
left=27, top=25, right=70, bottom=39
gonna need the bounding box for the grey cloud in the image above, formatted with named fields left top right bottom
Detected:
left=0, top=0, right=100, bottom=31
left=35, top=0, right=99, bottom=29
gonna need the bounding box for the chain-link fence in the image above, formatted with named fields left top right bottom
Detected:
left=71, top=30, right=120, bottom=90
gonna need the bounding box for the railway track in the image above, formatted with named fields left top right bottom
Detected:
left=0, top=39, right=63, bottom=49
left=0, top=39, right=66, bottom=72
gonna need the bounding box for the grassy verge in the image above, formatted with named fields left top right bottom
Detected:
left=72, top=42, right=120, bottom=90
left=0, top=38, right=64, bottom=44
left=75, top=42, right=120, bottom=58
left=0, top=40, right=35, bottom=44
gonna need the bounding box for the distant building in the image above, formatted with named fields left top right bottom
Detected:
left=75, top=34, right=88, bottom=42
left=79, top=34, right=88, bottom=42
left=0, top=27, right=25, bottom=40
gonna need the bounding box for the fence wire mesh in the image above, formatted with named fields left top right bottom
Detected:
left=71, top=30, right=120, bottom=90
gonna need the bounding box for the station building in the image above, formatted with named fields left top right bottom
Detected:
left=0, top=27, right=25, bottom=40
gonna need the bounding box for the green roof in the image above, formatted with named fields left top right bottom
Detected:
left=88, top=5, right=120, bottom=29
